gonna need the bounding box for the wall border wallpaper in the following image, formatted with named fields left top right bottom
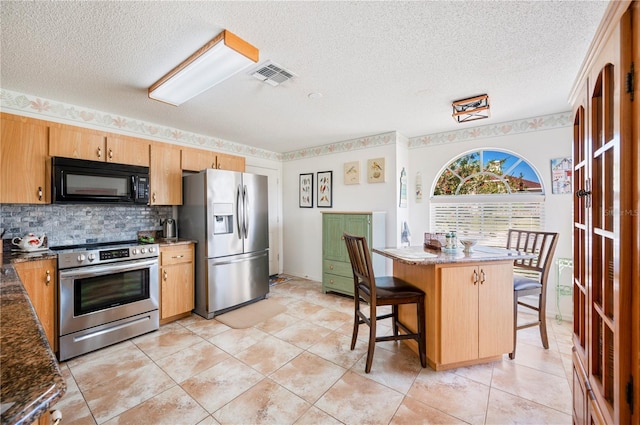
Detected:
left=0, top=89, right=281, bottom=161
left=1, top=89, right=571, bottom=162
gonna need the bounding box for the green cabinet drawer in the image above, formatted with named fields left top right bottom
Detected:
left=322, top=273, right=354, bottom=296
left=323, top=260, right=352, bottom=278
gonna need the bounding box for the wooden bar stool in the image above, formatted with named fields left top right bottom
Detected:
left=343, top=232, right=427, bottom=373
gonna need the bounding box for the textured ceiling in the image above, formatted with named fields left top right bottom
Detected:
left=0, top=1, right=608, bottom=153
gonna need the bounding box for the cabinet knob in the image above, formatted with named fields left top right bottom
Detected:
left=330, top=279, right=334, bottom=284
left=108, top=148, right=113, bottom=159
left=480, top=269, right=486, bottom=284
left=172, top=255, right=184, bottom=259
left=97, top=147, right=102, bottom=158
left=472, top=269, right=478, bottom=285
left=163, top=270, right=168, bottom=281
left=329, top=265, right=334, bottom=270
left=152, top=192, right=157, bottom=202
left=45, top=270, right=51, bottom=286
left=37, top=186, right=43, bottom=201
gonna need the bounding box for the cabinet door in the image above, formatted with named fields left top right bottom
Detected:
left=323, top=214, right=348, bottom=262
left=181, top=147, right=217, bottom=171
left=477, top=262, right=514, bottom=358
left=105, top=135, right=150, bottom=166
left=438, top=265, right=479, bottom=364
left=49, top=126, right=105, bottom=161
left=216, top=152, right=245, bottom=172
left=0, top=115, right=50, bottom=204
left=150, top=143, right=182, bottom=205
left=14, top=259, right=57, bottom=351
left=161, top=262, right=194, bottom=319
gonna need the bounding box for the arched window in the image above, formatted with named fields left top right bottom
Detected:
left=430, top=149, right=545, bottom=246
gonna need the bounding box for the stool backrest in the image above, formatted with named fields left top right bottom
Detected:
left=343, top=232, right=376, bottom=299
left=506, top=229, right=559, bottom=285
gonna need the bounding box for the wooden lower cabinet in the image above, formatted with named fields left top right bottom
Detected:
left=395, top=260, right=513, bottom=370
left=14, top=259, right=57, bottom=351
left=159, top=243, right=194, bottom=324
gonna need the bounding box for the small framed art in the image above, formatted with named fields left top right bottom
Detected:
left=367, top=158, right=385, bottom=183
left=317, top=171, right=333, bottom=208
left=299, top=173, right=313, bottom=208
left=344, top=161, right=360, bottom=185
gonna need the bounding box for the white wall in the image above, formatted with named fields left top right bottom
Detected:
left=407, top=126, right=574, bottom=320
left=282, top=142, right=399, bottom=281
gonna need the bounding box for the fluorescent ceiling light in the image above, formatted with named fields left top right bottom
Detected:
left=149, top=30, right=259, bottom=106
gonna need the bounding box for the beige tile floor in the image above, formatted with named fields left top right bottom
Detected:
left=56, top=276, right=574, bottom=425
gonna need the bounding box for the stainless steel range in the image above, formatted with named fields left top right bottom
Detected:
left=52, top=240, right=159, bottom=361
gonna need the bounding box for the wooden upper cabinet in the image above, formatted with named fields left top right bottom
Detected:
left=216, top=152, right=245, bottom=172
left=49, top=126, right=106, bottom=161
left=181, top=146, right=245, bottom=172
left=105, top=135, right=150, bottom=167
left=0, top=114, right=50, bottom=204
left=181, top=146, right=217, bottom=171
left=150, top=142, right=182, bottom=205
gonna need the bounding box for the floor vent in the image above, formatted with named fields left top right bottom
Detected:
left=251, top=61, right=295, bottom=86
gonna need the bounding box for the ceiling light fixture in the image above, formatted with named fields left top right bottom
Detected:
left=452, top=94, right=490, bottom=123
left=148, top=30, right=259, bottom=106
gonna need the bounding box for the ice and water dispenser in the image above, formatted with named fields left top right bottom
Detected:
left=213, top=203, right=234, bottom=234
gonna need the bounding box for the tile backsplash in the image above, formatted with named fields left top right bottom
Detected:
left=1, top=204, right=173, bottom=247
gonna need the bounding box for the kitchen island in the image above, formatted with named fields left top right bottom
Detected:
left=374, top=245, right=525, bottom=371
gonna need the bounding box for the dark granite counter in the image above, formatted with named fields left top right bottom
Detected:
left=1, top=253, right=66, bottom=425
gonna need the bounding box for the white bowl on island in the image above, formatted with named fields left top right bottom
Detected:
left=459, top=239, right=477, bottom=253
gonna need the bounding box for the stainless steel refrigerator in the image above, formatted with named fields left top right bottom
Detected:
left=179, top=169, right=269, bottom=319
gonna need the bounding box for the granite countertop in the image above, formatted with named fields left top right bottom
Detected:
left=157, top=238, right=196, bottom=247
left=374, top=245, right=534, bottom=265
left=1, top=253, right=66, bottom=425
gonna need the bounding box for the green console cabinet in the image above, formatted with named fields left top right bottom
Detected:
left=321, top=211, right=386, bottom=296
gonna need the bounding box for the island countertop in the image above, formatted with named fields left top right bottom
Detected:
left=1, top=257, right=66, bottom=425
left=374, top=245, right=532, bottom=265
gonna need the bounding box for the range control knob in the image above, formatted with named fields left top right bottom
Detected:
left=141, top=247, right=147, bottom=254
left=132, top=248, right=138, bottom=255
left=148, top=246, right=155, bottom=253
left=88, top=253, right=95, bottom=261
left=77, top=254, right=86, bottom=262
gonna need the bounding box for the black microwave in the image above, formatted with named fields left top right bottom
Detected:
left=52, top=157, right=149, bottom=204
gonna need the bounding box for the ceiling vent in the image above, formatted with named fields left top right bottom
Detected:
left=251, top=61, right=295, bottom=86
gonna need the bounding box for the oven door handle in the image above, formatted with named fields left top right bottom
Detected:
left=59, top=258, right=158, bottom=280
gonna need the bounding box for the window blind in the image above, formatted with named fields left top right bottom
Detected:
left=430, top=201, right=545, bottom=247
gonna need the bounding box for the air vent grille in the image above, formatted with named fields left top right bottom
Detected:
left=251, top=61, right=295, bottom=86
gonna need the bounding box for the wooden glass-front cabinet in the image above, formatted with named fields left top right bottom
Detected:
left=0, top=114, right=50, bottom=204
left=13, top=259, right=57, bottom=352
left=570, top=2, right=638, bottom=423
left=321, top=212, right=386, bottom=296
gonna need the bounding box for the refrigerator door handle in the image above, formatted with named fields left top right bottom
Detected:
left=243, top=185, right=249, bottom=239
left=236, top=184, right=244, bottom=239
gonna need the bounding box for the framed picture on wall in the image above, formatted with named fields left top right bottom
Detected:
left=344, top=161, right=360, bottom=185
left=317, top=171, right=333, bottom=208
left=299, top=173, right=313, bottom=208
left=367, top=157, right=385, bottom=183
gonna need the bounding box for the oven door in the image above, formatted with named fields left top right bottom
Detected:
left=59, top=257, right=159, bottom=337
